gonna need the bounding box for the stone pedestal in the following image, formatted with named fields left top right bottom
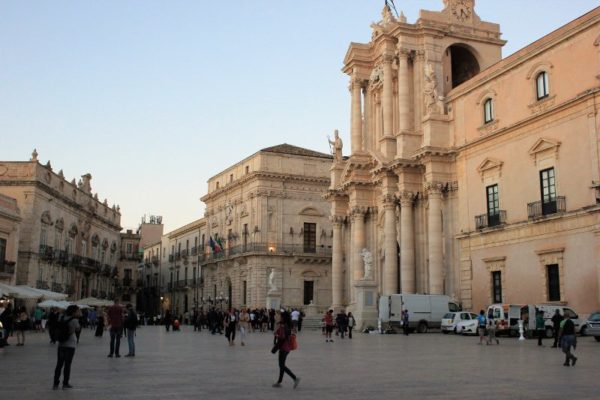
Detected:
left=266, top=290, right=281, bottom=310
left=352, top=280, right=379, bottom=330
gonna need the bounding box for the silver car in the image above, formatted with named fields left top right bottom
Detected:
left=582, top=311, right=600, bottom=341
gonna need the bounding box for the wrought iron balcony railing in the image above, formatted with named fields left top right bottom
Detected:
left=475, top=210, right=507, bottom=230
left=199, top=242, right=332, bottom=264
left=527, top=196, right=566, bottom=219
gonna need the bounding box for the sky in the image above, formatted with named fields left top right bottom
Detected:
left=1, top=0, right=598, bottom=233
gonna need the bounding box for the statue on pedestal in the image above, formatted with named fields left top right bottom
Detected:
left=328, top=129, right=343, bottom=163
left=361, top=248, right=373, bottom=280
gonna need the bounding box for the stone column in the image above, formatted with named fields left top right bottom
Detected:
left=363, top=86, right=371, bottom=151
left=331, top=216, right=344, bottom=308
left=351, top=208, right=366, bottom=281
left=427, top=183, right=444, bottom=295
left=382, top=56, right=394, bottom=138
left=382, top=196, right=398, bottom=295
left=350, top=75, right=363, bottom=154
left=397, top=48, right=411, bottom=133
left=399, top=191, right=416, bottom=293
left=381, top=55, right=396, bottom=158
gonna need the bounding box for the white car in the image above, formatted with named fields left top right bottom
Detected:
left=456, top=319, right=479, bottom=335
left=441, top=312, right=478, bottom=334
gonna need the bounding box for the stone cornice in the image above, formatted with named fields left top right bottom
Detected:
left=0, top=180, right=121, bottom=231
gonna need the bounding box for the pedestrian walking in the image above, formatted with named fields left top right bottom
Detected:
left=239, top=307, right=250, bottom=346
left=347, top=312, right=356, bottom=339
left=535, top=310, right=545, bottom=346
left=559, top=314, right=577, bottom=366
left=47, top=307, right=59, bottom=343
left=402, top=309, right=410, bottom=336
left=336, top=310, right=348, bottom=339
left=164, top=310, right=172, bottom=332
left=324, top=310, right=334, bottom=342
left=53, top=305, right=81, bottom=390
left=477, top=310, right=486, bottom=344
left=15, top=306, right=29, bottom=346
left=106, top=299, right=124, bottom=358
left=224, top=309, right=237, bottom=346
left=551, top=309, right=563, bottom=348
left=124, top=303, right=137, bottom=357
left=0, top=303, right=13, bottom=345
left=272, top=312, right=300, bottom=389
left=486, top=318, right=499, bottom=345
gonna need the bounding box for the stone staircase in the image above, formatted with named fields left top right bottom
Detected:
left=300, top=315, right=323, bottom=331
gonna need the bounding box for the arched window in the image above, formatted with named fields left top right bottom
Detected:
left=483, top=98, right=494, bottom=124
left=536, top=71, right=549, bottom=100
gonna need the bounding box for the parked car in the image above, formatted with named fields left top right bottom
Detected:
left=456, top=319, right=479, bottom=336
left=582, top=311, right=600, bottom=341
left=441, top=312, right=478, bottom=334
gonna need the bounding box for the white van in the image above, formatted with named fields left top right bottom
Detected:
left=487, top=303, right=581, bottom=338
left=535, top=304, right=581, bottom=337
left=379, top=294, right=460, bottom=333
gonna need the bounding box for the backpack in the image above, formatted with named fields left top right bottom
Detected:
left=57, top=317, right=74, bottom=343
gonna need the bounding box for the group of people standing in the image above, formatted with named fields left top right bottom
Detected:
left=322, top=309, right=356, bottom=342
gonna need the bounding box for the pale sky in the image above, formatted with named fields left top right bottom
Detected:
left=1, top=0, right=598, bottom=233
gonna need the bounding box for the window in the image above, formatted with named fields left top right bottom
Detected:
left=40, top=228, right=48, bottom=247
left=216, top=182, right=220, bottom=189
left=483, top=98, right=494, bottom=123
left=547, top=264, right=560, bottom=301
left=245, top=166, right=250, bottom=174
left=229, top=174, right=233, bottom=183
left=127, top=243, right=132, bottom=254
left=492, top=271, right=502, bottom=303
left=243, top=281, right=247, bottom=305
left=0, top=238, right=6, bottom=263
left=303, top=223, right=316, bottom=253
left=536, top=71, right=549, bottom=100
left=540, top=167, right=557, bottom=215
left=486, top=184, right=500, bottom=225
left=243, top=224, right=248, bottom=250
left=303, top=281, right=314, bottom=305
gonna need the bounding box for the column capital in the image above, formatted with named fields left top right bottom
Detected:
left=350, top=206, right=368, bottom=218
left=414, top=49, right=426, bottom=61
left=398, top=191, right=415, bottom=206
left=425, top=181, right=445, bottom=195
left=381, top=53, right=395, bottom=65
left=381, top=194, right=397, bottom=209
left=396, top=46, right=412, bottom=58
left=330, top=215, right=346, bottom=225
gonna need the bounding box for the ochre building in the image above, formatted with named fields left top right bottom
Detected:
left=327, top=1, right=600, bottom=327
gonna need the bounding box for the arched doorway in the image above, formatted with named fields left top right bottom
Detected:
left=442, top=44, right=480, bottom=94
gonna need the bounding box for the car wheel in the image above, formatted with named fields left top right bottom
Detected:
left=545, top=327, right=554, bottom=339
left=580, top=325, right=587, bottom=336
left=417, top=322, right=428, bottom=334
left=595, top=336, right=600, bottom=342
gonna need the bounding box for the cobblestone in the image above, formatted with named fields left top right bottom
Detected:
left=1, top=326, right=598, bottom=399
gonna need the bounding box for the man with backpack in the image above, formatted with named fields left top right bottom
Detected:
left=53, top=305, right=81, bottom=390
left=124, top=304, right=137, bottom=357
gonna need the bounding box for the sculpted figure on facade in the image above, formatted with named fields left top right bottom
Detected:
left=268, top=268, right=278, bottom=294
left=361, top=248, right=373, bottom=280
left=424, top=62, right=444, bottom=114
left=328, top=129, right=343, bottom=163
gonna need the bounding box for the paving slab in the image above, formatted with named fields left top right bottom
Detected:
left=1, top=326, right=598, bottom=399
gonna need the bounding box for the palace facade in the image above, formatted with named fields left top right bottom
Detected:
left=328, top=1, right=600, bottom=327
left=0, top=150, right=122, bottom=299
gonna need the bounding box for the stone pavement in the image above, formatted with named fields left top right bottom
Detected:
left=1, top=326, right=599, bottom=399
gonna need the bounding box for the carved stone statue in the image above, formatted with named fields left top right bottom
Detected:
left=328, top=129, right=343, bottom=163
left=268, top=268, right=278, bottom=293
left=424, top=62, right=444, bottom=114
left=361, top=248, right=373, bottom=280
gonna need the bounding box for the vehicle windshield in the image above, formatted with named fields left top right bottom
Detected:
left=443, top=313, right=454, bottom=319
left=588, top=312, right=600, bottom=321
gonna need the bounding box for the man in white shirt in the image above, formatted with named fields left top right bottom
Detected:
left=291, top=309, right=300, bottom=330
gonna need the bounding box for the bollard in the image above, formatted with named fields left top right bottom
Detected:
left=518, top=319, right=525, bottom=341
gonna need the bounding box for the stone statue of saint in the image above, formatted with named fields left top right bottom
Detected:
left=328, top=129, right=343, bottom=163
left=361, top=248, right=373, bottom=280
left=424, top=62, right=444, bottom=114
left=268, top=268, right=277, bottom=293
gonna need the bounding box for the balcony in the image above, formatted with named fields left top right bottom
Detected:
left=168, top=254, right=175, bottom=262
left=36, top=280, right=50, bottom=290
left=475, top=211, right=507, bottom=230
left=39, top=245, right=54, bottom=262
left=191, top=247, right=197, bottom=256
left=55, top=250, right=70, bottom=266
left=120, top=252, right=142, bottom=262
left=123, top=277, right=133, bottom=287
left=52, top=283, right=63, bottom=293
left=151, top=256, right=159, bottom=266
left=0, top=260, right=16, bottom=275
left=527, top=196, right=566, bottom=219
left=199, top=242, right=332, bottom=265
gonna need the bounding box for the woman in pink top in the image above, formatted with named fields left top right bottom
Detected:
left=272, top=312, right=300, bottom=389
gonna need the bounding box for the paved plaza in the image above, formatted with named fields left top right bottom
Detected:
left=1, top=326, right=599, bottom=399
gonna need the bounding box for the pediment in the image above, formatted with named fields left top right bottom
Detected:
left=299, top=207, right=323, bottom=217
left=477, top=157, right=503, bottom=175
left=528, top=138, right=561, bottom=161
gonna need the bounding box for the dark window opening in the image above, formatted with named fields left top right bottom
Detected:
left=303, top=281, right=314, bottom=305
left=450, top=45, right=480, bottom=89
left=547, top=264, right=560, bottom=301
left=303, top=223, right=316, bottom=253
left=540, top=168, right=557, bottom=215
left=486, top=184, right=500, bottom=226
left=492, top=271, right=502, bottom=303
